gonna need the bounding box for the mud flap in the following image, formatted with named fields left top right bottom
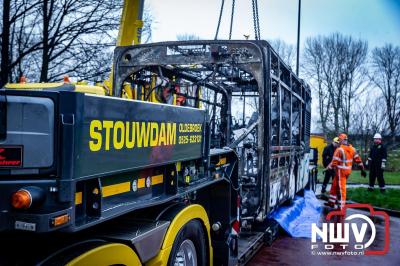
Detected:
left=212, top=235, right=238, bottom=266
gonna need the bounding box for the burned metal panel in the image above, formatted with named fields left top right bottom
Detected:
left=113, top=41, right=265, bottom=98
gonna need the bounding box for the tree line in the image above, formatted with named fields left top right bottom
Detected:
left=0, top=0, right=153, bottom=86
left=300, top=33, right=400, bottom=150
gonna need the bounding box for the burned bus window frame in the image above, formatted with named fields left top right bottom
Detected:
left=291, top=95, right=301, bottom=146
left=280, top=86, right=291, bottom=147
left=271, top=79, right=280, bottom=146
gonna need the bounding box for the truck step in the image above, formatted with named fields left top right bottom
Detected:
left=238, top=232, right=264, bottom=265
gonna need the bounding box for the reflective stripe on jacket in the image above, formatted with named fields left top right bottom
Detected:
left=328, top=144, right=363, bottom=175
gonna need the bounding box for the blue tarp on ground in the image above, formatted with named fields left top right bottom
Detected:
left=269, top=190, right=322, bottom=238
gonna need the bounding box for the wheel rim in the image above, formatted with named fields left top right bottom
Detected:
left=174, top=239, right=197, bottom=266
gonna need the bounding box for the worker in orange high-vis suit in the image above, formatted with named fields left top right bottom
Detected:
left=326, top=133, right=367, bottom=209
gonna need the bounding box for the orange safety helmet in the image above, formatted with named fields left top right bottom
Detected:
left=19, top=75, right=27, bottom=84
left=338, top=133, right=348, bottom=141
left=63, top=75, right=71, bottom=83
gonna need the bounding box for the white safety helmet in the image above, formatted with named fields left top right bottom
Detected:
left=373, top=133, right=382, bottom=139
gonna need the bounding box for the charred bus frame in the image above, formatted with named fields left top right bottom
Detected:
left=113, top=40, right=312, bottom=223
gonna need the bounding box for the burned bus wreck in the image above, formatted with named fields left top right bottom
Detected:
left=113, top=40, right=313, bottom=227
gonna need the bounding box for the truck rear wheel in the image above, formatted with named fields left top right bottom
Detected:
left=168, top=219, right=207, bottom=266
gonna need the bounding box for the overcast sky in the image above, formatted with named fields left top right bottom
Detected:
left=146, top=0, right=400, bottom=49
left=145, top=0, right=399, bottom=133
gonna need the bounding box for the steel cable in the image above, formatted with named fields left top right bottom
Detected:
left=214, top=0, right=225, bottom=40
left=229, top=0, right=236, bottom=39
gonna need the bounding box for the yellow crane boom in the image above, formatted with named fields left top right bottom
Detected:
left=117, top=0, right=145, bottom=46
left=104, top=0, right=145, bottom=94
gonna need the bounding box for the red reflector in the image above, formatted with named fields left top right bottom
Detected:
left=11, top=190, right=32, bottom=209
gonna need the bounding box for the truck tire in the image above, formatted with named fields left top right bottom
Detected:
left=168, top=219, right=207, bottom=266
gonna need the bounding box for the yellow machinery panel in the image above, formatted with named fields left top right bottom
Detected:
left=310, top=134, right=327, bottom=166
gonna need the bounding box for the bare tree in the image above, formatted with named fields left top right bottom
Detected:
left=37, top=0, right=120, bottom=82
left=141, top=4, right=154, bottom=44
left=303, top=33, right=368, bottom=135
left=0, top=0, right=12, bottom=86
left=339, top=38, right=369, bottom=132
left=1, top=0, right=41, bottom=86
left=302, top=36, right=331, bottom=135
left=370, top=44, right=400, bottom=144
left=269, top=39, right=296, bottom=70
left=1, top=0, right=119, bottom=83
left=351, top=95, right=386, bottom=157
left=1, top=0, right=160, bottom=84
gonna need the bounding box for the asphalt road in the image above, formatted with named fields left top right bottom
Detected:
left=248, top=206, right=400, bottom=266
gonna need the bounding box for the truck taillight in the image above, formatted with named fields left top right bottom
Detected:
left=11, top=186, right=45, bottom=209
left=11, top=190, right=32, bottom=209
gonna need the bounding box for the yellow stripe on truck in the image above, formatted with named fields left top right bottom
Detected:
left=102, top=182, right=131, bottom=197
left=152, top=174, right=163, bottom=185
left=75, top=192, right=82, bottom=205
left=138, top=178, right=145, bottom=188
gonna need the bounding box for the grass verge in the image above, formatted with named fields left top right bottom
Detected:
left=387, top=149, right=400, bottom=172
left=317, top=166, right=400, bottom=185
left=347, top=188, right=400, bottom=211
